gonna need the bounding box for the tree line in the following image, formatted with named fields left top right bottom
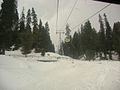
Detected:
left=0, top=0, right=55, bottom=56
left=62, top=14, right=120, bottom=60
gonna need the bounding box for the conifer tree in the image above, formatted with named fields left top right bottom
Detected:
left=32, top=8, right=38, bottom=27
left=34, top=19, right=43, bottom=53
left=39, top=25, right=46, bottom=52
left=72, top=31, right=80, bottom=58
left=78, top=30, right=83, bottom=55
left=21, top=9, right=33, bottom=56
left=15, top=7, right=26, bottom=49
left=98, top=14, right=106, bottom=59
left=12, top=20, right=19, bottom=50
left=19, top=8, right=25, bottom=33
left=32, top=7, right=38, bottom=33
left=81, top=21, right=97, bottom=60
left=44, top=22, right=54, bottom=52
left=26, top=9, right=32, bottom=32
left=21, top=31, right=33, bottom=57
left=0, top=0, right=18, bottom=54
left=104, top=13, right=113, bottom=60
left=80, top=24, right=85, bottom=54
left=113, top=22, right=120, bottom=60
left=31, top=8, right=39, bottom=50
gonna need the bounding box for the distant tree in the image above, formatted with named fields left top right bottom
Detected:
left=104, top=13, right=113, bottom=60
left=26, top=9, right=32, bottom=32
left=21, top=31, right=33, bottom=57
left=81, top=21, right=97, bottom=60
left=113, top=22, right=120, bottom=60
left=80, top=24, right=85, bottom=54
left=19, top=7, right=25, bottom=33
left=21, top=9, right=33, bottom=56
left=31, top=8, right=39, bottom=50
left=12, top=20, right=19, bottom=50
left=98, top=14, right=106, bottom=59
left=0, top=0, right=18, bottom=54
left=44, top=22, right=55, bottom=52
left=33, top=19, right=44, bottom=53
left=72, top=31, right=80, bottom=58
left=14, top=7, right=26, bottom=50
left=77, top=30, right=83, bottom=56
left=31, top=8, right=38, bottom=27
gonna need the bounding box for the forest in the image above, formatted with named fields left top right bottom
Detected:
left=0, top=0, right=120, bottom=60
left=62, top=14, right=120, bottom=60
left=0, top=0, right=55, bottom=56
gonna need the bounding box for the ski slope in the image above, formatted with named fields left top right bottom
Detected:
left=0, top=51, right=120, bottom=90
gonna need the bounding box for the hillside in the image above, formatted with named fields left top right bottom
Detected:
left=0, top=51, right=120, bottom=90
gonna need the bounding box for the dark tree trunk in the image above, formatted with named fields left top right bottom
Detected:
left=2, top=49, right=5, bottom=55
left=104, top=52, right=107, bottom=60
left=100, top=52, right=102, bottom=59
left=109, top=51, right=112, bottom=60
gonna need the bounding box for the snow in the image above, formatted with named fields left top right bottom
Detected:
left=0, top=51, right=120, bottom=90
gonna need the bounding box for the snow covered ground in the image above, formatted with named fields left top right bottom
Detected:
left=0, top=51, right=120, bottom=90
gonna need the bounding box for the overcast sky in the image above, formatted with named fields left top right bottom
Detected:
left=0, top=0, right=120, bottom=50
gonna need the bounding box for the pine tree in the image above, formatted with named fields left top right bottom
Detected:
left=0, top=0, right=18, bottom=54
left=44, top=22, right=54, bottom=52
left=98, top=14, right=106, bottom=59
left=34, top=19, right=43, bottom=53
left=19, top=7, right=25, bottom=33
left=104, top=13, right=113, bottom=60
left=72, top=31, right=80, bottom=58
left=81, top=20, right=97, bottom=60
left=31, top=8, right=39, bottom=50
left=26, top=9, right=32, bottom=32
left=31, top=8, right=38, bottom=27
left=78, top=30, right=83, bottom=55
left=113, top=22, right=120, bottom=60
left=21, top=31, right=33, bottom=57
left=16, top=7, right=26, bottom=49
left=80, top=24, right=85, bottom=54
left=12, top=20, right=19, bottom=50
left=21, top=9, right=33, bottom=56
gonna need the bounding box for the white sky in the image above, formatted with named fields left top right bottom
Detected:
left=0, top=0, right=120, bottom=50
